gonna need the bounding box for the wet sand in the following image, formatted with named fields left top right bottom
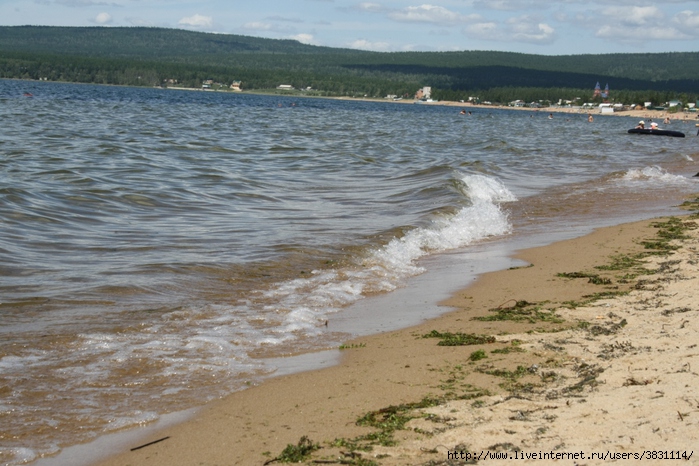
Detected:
left=92, top=207, right=699, bottom=465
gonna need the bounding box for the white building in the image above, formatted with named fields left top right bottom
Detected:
left=415, top=86, right=431, bottom=100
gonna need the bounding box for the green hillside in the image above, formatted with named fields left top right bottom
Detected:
left=0, top=26, right=351, bottom=58
left=1, top=26, right=697, bottom=103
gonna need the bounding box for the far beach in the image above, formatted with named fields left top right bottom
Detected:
left=172, top=84, right=699, bottom=127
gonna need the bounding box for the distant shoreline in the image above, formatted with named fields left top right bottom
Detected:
left=12, top=77, right=699, bottom=124
left=164, top=84, right=699, bottom=122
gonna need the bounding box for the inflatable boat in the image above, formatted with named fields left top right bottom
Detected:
left=627, top=128, right=685, bottom=138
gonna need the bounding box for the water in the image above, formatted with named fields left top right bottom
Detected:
left=1, top=79, right=697, bottom=464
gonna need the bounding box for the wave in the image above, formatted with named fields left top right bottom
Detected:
left=619, top=166, right=692, bottom=186
left=261, top=173, right=516, bottom=339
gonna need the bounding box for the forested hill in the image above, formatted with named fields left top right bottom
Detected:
left=2, top=26, right=698, bottom=80
left=0, top=26, right=353, bottom=58
left=1, top=26, right=698, bottom=103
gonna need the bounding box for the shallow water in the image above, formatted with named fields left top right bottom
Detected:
left=1, top=79, right=698, bottom=464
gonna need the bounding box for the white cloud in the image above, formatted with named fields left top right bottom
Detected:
left=50, top=0, right=122, bottom=6
left=124, top=17, right=162, bottom=27
left=266, top=15, right=304, bottom=24
left=475, top=0, right=691, bottom=9
left=472, top=0, right=580, bottom=11
left=292, top=33, right=316, bottom=45
left=463, top=22, right=499, bottom=40
left=463, top=15, right=554, bottom=44
left=358, top=2, right=383, bottom=12
left=348, top=39, right=391, bottom=51
left=178, top=14, right=213, bottom=29
left=674, top=10, right=699, bottom=34
left=553, top=3, right=698, bottom=46
left=241, top=21, right=295, bottom=34
left=507, top=16, right=555, bottom=43
left=389, top=4, right=479, bottom=25
left=590, top=6, right=693, bottom=42
left=611, top=6, right=663, bottom=26
left=472, top=0, right=532, bottom=11
left=595, top=24, right=688, bottom=41
left=242, top=21, right=273, bottom=31
left=94, top=12, right=112, bottom=24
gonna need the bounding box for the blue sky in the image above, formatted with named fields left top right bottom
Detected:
left=2, top=0, right=698, bottom=55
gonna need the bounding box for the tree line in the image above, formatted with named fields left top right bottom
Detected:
left=1, top=26, right=698, bottom=105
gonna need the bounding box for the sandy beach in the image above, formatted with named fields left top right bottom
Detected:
left=90, top=197, right=699, bottom=466
left=431, top=100, right=699, bottom=126
left=174, top=86, right=699, bottom=126
left=331, top=97, right=699, bottom=132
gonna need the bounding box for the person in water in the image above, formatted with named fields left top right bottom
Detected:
left=588, top=113, right=594, bottom=122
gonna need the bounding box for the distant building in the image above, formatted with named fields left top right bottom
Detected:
left=277, top=84, right=294, bottom=90
left=415, top=86, right=431, bottom=100
left=230, top=81, right=242, bottom=91
left=593, top=82, right=610, bottom=99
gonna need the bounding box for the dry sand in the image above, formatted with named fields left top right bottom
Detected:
left=93, top=211, right=699, bottom=466
left=348, top=96, right=699, bottom=131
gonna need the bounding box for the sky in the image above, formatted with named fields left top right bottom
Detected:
left=1, top=0, right=699, bottom=55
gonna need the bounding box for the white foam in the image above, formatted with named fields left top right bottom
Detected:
left=366, top=174, right=514, bottom=272
left=257, top=173, right=515, bottom=339
left=103, top=411, right=158, bottom=432
left=460, top=173, right=519, bottom=203
left=620, top=166, right=691, bottom=186
left=4, top=447, right=39, bottom=465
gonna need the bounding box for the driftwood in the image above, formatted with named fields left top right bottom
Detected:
left=130, top=436, right=170, bottom=451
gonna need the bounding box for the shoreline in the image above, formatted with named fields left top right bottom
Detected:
left=166, top=84, right=699, bottom=123
left=89, top=202, right=699, bottom=465
left=15, top=77, right=699, bottom=124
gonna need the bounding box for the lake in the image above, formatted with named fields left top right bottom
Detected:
left=0, top=79, right=697, bottom=464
